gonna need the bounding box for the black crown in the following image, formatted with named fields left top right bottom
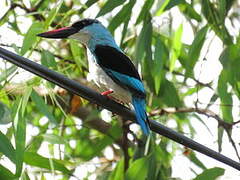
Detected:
left=71, top=19, right=99, bottom=30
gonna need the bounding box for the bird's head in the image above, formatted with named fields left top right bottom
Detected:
left=37, top=19, right=109, bottom=45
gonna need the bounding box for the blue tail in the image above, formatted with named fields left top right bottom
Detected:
left=132, top=96, right=150, bottom=135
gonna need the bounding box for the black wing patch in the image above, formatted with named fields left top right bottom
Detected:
left=94, top=45, right=141, bottom=80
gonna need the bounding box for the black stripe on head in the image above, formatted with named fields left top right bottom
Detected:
left=71, top=19, right=99, bottom=31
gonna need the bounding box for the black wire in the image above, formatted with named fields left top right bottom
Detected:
left=0, top=46, right=240, bottom=171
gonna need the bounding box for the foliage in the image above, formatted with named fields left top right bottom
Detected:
left=0, top=0, right=240, bottom=179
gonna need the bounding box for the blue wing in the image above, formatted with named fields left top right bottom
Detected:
left=94, top=45, right=145, bottom=97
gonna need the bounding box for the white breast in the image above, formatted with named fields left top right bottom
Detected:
left=86, top=49, right=131, bottom=104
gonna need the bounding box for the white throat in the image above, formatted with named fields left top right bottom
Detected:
left=69, top=31, right=91, bottom=45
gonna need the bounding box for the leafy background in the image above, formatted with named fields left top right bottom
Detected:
left=0, top=0, right=240, bottom=179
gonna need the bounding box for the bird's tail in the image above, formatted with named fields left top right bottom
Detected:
left=132, top=96, right=150, bottom=135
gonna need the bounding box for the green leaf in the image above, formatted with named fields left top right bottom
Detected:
left=22, top=171, right=31, bottom=180
left=218, top=126, right=224, bottom=152
left=135, top=19, right=152, bottom=62
left=14, top=98, right=26, bottom=177
left=155, top=0, right=171, bottom=16
left=151, top=36, right=166, bottom=94
left=147, top=152, right=158, bottom=180
left=161, top=80, right=181, bottom=107
left=169, top=24, right=183, bottom=72
left=42, top=134, right=66, bottom=144
left=21, top=86, right=32, bottom=116
left=193, top=167, right=225, bottom=180
left=219, top=0, right=226, bottom=22
left=0, top=131, right=15, bottom=163
left=78, top=135, right=113, bottom=161
left=135, top=0, right=154, bottom=24
left=108, top=158, right=124, bottom=180
left=163, top=0, right=185, bottom=11
left=219, top=45, right=240, bottom=85
left=24, top=152, right=71, bottom=174
left=187, top=26, right=208, bottom=75
left=218, top=71, right=233, bottom=123
left=188, top=152, right=207, bottom=170
left=31, top=90, right=57, bottom=124
left=96, top=0, right=124, bottom=17
left=69, top=40, right=87, bottom=69
left=78, top=0, right=98, bottom=14
left=0, top=65, right=17, bottom=83
left=120, top=19, right=130, bottom=47
left=108, top=0, right=136, bottom=33
left=21, top=22, right=44, bottom=55
left=44, top=0, right=63, bottom=28
left=179, top=3, right=202, bottom=22
left=0, top=164, right=15, bottom=180
left=125, top=156, right=149, bottom=180
left=201, top=0, right=232, bottom=45
left=0, top=101, right=12, bottom=124
left=40, top=50, right=57, bottom=69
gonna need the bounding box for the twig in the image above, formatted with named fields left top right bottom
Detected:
left=164, top=66, right=213, bottom=89
left=150, top=107, right=240, bottom=161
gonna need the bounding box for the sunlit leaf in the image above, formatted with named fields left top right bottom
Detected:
left=188, top=152, right=207, bottom=170
left=108, top=0, right=136, bottom=33
left=24, top=152, right=71, bottom=174
left=14, top=98, right=26, bottom=177
left=21, top=22, right=44, bottom=55
left=179, top=3, right=202, bottom=22
left=164, top=0, right=185, bottom=11
left=169, top=24, right=183, bottom=72
left=96, top=0, right=125, bottom=17
left=151, top=36, right=166, bottom=94
left=218, top=71, right=233, bottom=123
left=69, top=39, right=87, bottom=69
left=108, top=158, right=124, bottom=180
left=135, top=19, right=152, bottom=62
left=125, top=156, right=149, bottom=180
left=155, top=0, right=171, bottom=16
left=201, top=0, right=232, bottom=45
left=187, top=26, right=208, bottom=75
left=135, top=0, right=154, bottom=24
left=193, top=167, right=225, bottom=180
left=21, top=86, right=32, bottom=116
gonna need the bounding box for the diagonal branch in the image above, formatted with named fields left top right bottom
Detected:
left=0, top=47, right=240, bottom=171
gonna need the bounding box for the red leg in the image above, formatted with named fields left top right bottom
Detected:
left=101, top=90, right=114, bottom=96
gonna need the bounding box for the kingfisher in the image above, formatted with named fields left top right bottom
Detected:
left=38, top=19, right=150, bottom=135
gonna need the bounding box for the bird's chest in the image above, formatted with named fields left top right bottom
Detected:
left=86, top=49, right=131, bottom=103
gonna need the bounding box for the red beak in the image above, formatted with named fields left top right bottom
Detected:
left=37, top=26, right=77, bottom=39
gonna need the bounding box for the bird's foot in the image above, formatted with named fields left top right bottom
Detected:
left=101, top=90, right=114, bottom=96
